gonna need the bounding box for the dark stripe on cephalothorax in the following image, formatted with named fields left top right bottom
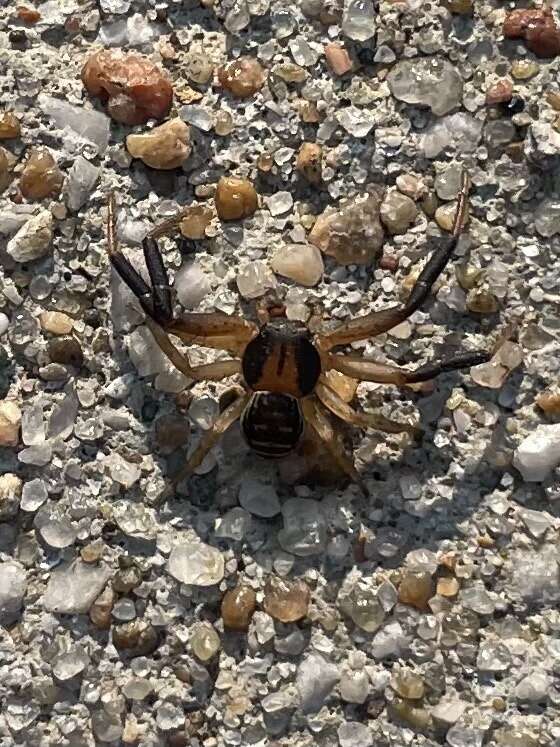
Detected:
left=242, top=331, right=271, bottom=389
left=277, top=343, right=287, bottom=377
left=295, top=337, right=322, bottom=396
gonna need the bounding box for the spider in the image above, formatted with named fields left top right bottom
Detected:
left=106, top=171, right=490, bottom=487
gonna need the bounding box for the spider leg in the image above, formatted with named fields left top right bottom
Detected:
left=107, top=193, right=258, bottom=354
left=145, top=318, right=242, bottom=381
left=327, top=349, right=491, bottom=385
left=301, top=396, right=364, bottom=489
left=316, top=171, right=471, bottom=351
left=172, top=392, right=250, bottom=484
left=315, top=379, right=419, bottom=435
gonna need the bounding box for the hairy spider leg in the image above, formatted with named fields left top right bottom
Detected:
left=316, top=171, right=472, bottom=351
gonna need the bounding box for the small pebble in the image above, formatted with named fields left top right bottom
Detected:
left=324, top=42, right=352, bottom=76
left=39, top=311, right=74, bottom=335
left=0, top=400, right=22, bottom=447
left=398, top=571, right=434, bottom=611
left=6, top=209, right=54, bottom=263
left=486, top=79, right=513, bottom=105
left=112, top=620, right=159, bottom=656
left=503, top=8, right=560, bottom=58
left=221, top=584, right=257, bottom=631
left=536, top=389, right=560, bottom=415
left=82, top=49, right=173, bottom=124
left=214, top=176, right=258, bottom=221
left=296, top=142, right=322, bottom=184
left=0, top=112, right=21, bottom=139
left=19, top=149, right=63, bottom=200
left=190, top=623, right=221, bottom=661
left=218, top=57, right=266, bottom=98
left=126, top=118, right=191, bottom=170
left=380, top=191, right=418, bottom=235
left=179, top=205, right=213, bottom=240
left=271, top=243, right=324, bottom=286
left=263, top=576, right=310, bottom=622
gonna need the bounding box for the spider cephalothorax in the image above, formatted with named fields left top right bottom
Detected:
left=106, top=172, right=490, bottom=486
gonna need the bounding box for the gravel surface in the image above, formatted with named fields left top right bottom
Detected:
left=1, top=1, right=560, bottom=746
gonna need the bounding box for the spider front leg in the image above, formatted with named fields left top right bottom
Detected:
left=106, top=193, right=258, bottom=357
left=316, top=171, right=471, bottom=351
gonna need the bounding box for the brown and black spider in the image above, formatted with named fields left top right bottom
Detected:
left=106, top=171, right=490, bottom=487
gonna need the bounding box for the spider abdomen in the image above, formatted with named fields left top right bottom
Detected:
left=241, top=392, right=304, bottom=458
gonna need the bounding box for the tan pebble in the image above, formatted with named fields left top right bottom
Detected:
left=398, top=570, right=434, bottom=611
left=547, top=90, right=560, bottom=110
left=122, top=716, right=140, bottom=745
left=510, top=59, right=539, bottom=80
left=0, top=401, right=22, bottom=447
left=257, top=152, right=274, bottom=172
left=89, top=585, right=115, bottom=630
left=324, top=42, right=353, bottom=76
left=391, top=670, right=425, bottom=699
left=396, top=173, right=427, bottom=201
left=179, top=204, right=213, bottom=239
left=221, top=584, right=257, bottom=631
left=438, top=552, right=458, bottom=571
left=420, top=192, right=438, bottom=217
left=0, top=112, right=21, bottom=139
left=271, top=243, right=324, bottom=286
left=263, top=576, right=310, bottom=622
left=485, top=79, right=513, bottom=105
left=0, top=146, right=12, bottom=187
left=112, top=620, right=159, bottom=656
left=296, top=142, right=322, bottom=185
left=273, top=63, right=308, bottom=83
left=214, top=176, right=258, bottom=221
left=380, top=190, right=418, bottom=235
left=455, top=262, right=483, bottom=291
left=390, top=700, right=432, bottom=730
left=477, top=534, right=495, bottom=548
left=82, top=49, right=173, bottom=125
left=218, top=57, right=266, bottom=99
left=466, top=289, right=499, bottom=314
left=174, top=85, right=203, bottom=105
left=39, top=311, right=74, bottom=335
left=126, top=118, right=191, bottom=170
left=436, top=577, right=460, bottom=597
left=492, top=697, right=507, bottom=712
left=299, top=100, right=321, bottom=123
left=214, top=110, right=234, bottom=136
left=435, top=201, right=469, bottom=232
left=536, top=389, right=560, bottom=414
left=445, top=0, right=473, bottom=13
left=80, top=541, right=104, bottom=564
left=20, top=149, right=64, bottom=200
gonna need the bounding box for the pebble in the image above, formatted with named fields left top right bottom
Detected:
left=214, top=176, right=258, bottom=221
left=112, top=620, right=159, bottom=657
left=263, top=576, right=310, bottom=622
left=266, top=191, right=293, bottom=217
left=503, top=8, right=560, bottom=58
left=486, top=79, right=513, bottom=105
left=391, top=669, right=425, bottom=699
left=339, top=586, right=385, bottom=632
left=238, top=477, right=281, bottom=517
left=271, top=243, right=324, bottom=287
left=435, top=201, right=464, bottom=232
left=342, top=0, right=376, bottom=42
left=48, top=337, right=83, bottom=367
left=91, top=711, right=123, bottom=743
left=398, top=571, right=434, bottom=611
left=536, top=389, right=560, bottom=415
left=309, top=189, right=385, bottom=265
left=39, top=94, right=111, bottom=154
left=179, top=205, right=213, bottom=240
left=81, top=49, right=173, bottom=124
left=387, top=57, right=463, bottom=116
left=513, top=423, right=560, bottom=482
left=0, top=112, right=21, bottom=139
left=296, top=653, right=339, bottom=714
left=278, top=497, right=327, bottom=555
left=325, top=43, right=352, bottom=76
left=52, top=648, right=89, bottom=681
left=43, top=559, right=112, bottom=614
left=39, top=519, right=77, bottom=549
left=380, top=190, right=418, bottom=235
left=126, top=118, right=191, bottom=170
left=432, top=699, right=467, bottom=727
left=0, top=473, right=22, bottom=520
left=167, top=541, right=224, bottom=586
left=296, top=142, right=322, bottom=184
left=7, top=209, right=53, bottom=262
left=237, top=260, right=276, bottom=299
left=0, top=400, right=21, bottom=447
left=19, top=149, right=63, bottom=200
left=218, top=57, right=266, bottom=98
left=221, top=584, right=257, bottom=631
left=338, top=721, right=373, bottom=747
left=190, top=623, right=221, bottom=661
left=0, top=561, right=27, bottom=625
left=184, top=44, right=214, bottom=85
left=89, top=586, right=115, bottom=630
left=39, top=311, right=74, bottom=335
left=64, top=156, right=100, bottom=212
left=437, top=577, right=460, bottom=597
